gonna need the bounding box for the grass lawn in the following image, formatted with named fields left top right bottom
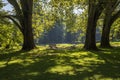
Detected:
left=0, top=42, right=120, bottom=80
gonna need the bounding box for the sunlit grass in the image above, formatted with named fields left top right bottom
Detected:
left=0, top=42, right=120, bottom=80
left=47, top=65, right=74, bottom=75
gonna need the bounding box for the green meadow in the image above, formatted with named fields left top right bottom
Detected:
left=0, top=42, right=120, bottom=80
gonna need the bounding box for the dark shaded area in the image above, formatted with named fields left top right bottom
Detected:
left=0, top=46, right=120, bottom=80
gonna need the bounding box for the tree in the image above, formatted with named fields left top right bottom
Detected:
left=38, top=20, right=65, bottom=44
left=84, top=0, right=106, bottom=50
left=100, top=0, right=120, bottom=48
left=5, top=0, right=35, bottom=50
left=65, top=32, right=78, bottom=43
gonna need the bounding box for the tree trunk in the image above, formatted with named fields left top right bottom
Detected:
left=100, top=2, right=112, bottom=48
left=100, top=21, right=112, bottom=48
left=22, top=22, right=35, bottom=50
left=21, top=0, right=35, bottom=50
left=84, top=10, right=98, bottom=50
left=84, top=2, right=103, bottom=50
left=100, top=0, right=120, bottom=48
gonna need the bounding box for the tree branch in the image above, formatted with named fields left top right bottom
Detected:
left=111, top=10, right=120, bottom=23
left=7, top=0, right=23, bottom=21
left=2, top=15, right=23, bottom=32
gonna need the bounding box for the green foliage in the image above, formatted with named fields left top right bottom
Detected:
left=0, top=23, right=23, bottom=48
left=33, top=0, right=56, bottom=39
left=0, top=8, right=22, bottom=48
left=0, top=0, right=120, bottom=50
left=32, top=0, right=87, bottom=40
left=110, top=18, right=120, bottom=40
left=0, top=0, right=4, bottom=8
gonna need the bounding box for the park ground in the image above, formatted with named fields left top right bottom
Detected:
left=0, top=42, right=120, bottom=80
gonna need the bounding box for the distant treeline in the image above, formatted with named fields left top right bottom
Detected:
left=36, top=21, right=101, bottom=44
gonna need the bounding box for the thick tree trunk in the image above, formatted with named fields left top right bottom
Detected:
left=21, top=0, right=35, bottom=50
left=22, top=34, right=35, bottom=50
left=100, top=22, right=112, bottom=48
left=100, top=4, right=112, bottom=48
left=100, top=3, right=112, bottom=48
left=22, top=22, right=35, bottom=50
left=100, top=0, right=120, bottom=48
left=84, top=2, right=103, bottom=50
left=84, top=11, right=98, bottom=50
left=100, top=18, right=118, bottom=48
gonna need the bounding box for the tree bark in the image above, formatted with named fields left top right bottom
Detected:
left=84, top=1, right=104, bottom=50
left=100, top=16, right=120, bottom=48
left=7, top=0, right=35, bottom=50
left=100, top=18, right=112, bottom=48
left=84, top=8, right=97, bottom=50
left=21, top=0, right=35, bottom=50
left=22, top=14, right=35, bottom=50
left=100, top=1, right=120, bottom=48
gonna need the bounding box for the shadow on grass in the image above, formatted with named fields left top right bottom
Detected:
left=0, top=46, right=120, bottom=80
left=0, top=50, right=26, bottom=61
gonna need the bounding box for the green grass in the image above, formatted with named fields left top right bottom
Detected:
left=0, top=42, right=120, bottom=80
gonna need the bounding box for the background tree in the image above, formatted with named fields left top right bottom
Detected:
left=84, top=0, right=106, bottom=50
left=39, top=20, right=65, bottom=44
left=100, top=0, right=120, bottom=48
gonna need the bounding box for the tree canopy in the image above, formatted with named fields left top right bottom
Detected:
left=0, top=0, right=120, bottom=50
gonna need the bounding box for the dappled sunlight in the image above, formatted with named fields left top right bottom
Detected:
left=8, top=59, right=23, bottom=65
left=111, top=42, right=120, bottom=47
left=57, top=44, right=73, bottom=48
left=47, top=65, right=75, bottom=75
left=0, top=42, right=120, bottom=80
left=0, top=61, right=6, bottom=68
left=27, top=72, right=40, bottom=76
left=0, top=0, right=120, bottom=79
